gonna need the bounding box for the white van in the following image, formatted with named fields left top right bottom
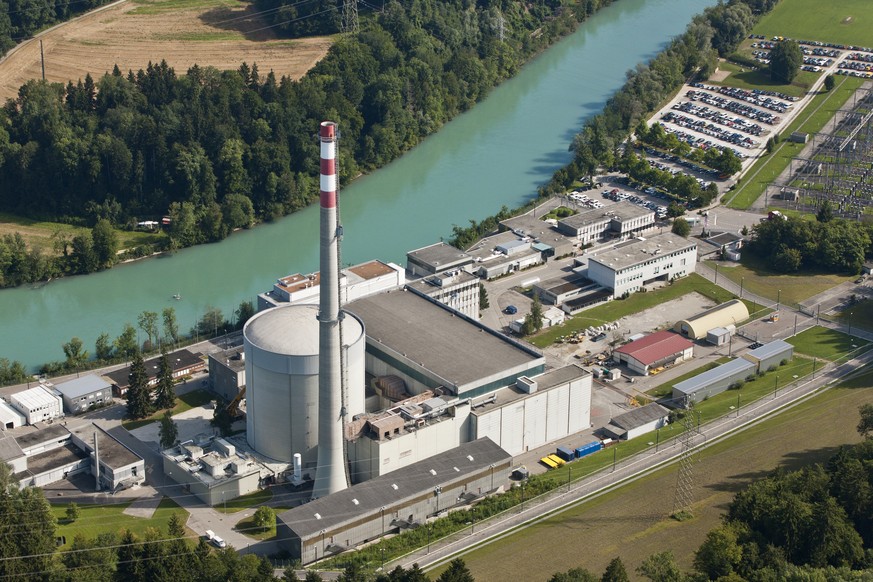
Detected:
left=211, top=535, right=227, bottom=548
left=204, top=530, right=215, bottom=541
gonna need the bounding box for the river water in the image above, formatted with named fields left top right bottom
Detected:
left=0, top=0, right=714, bottom=370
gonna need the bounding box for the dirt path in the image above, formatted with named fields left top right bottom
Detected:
left=0, top=0, right=332, bottom=101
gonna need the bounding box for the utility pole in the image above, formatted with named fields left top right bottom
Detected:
left=342, top=0, right=359, bottom=34
left=672, top=397, right=696, bottom=519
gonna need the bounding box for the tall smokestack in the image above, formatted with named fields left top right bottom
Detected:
left=311, top=121, right=348, bottom=499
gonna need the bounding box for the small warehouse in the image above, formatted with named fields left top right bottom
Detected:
left=672, top=358, right=755, bottom=406
left=742, top=340, right=794, bottom=373
left=55, top=375, right=112, bottom=415
left=0, top=401, right=25, bottom=430
left=277, top=438, right=511, bottom=564
left=613, top=330, right=694, bottom=375
left=706, top=326, right=735, bottom=346
left=207, top=346, right=246, bottom=403
left=9, top=386, right=63, bottom=425
left=68, top=423, right=146, bottom=491
left=675, top=299, right=749, bottom=340
left=603, top=403, right=670, bottom=440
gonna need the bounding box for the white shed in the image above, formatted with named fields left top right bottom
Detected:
left=0, top=401, right=25, bottom=430
left=10, top=386, right=63, bottom=425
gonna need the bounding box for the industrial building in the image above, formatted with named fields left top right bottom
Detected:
left=0, top=423, right=145, bottom=491
left=603, top=403, right=670, bottom=440
left=674, top=299, right=749, bottom=340
left=672, top=357, right=756, bottom=405
left=9, top=385, right=63, bottom=425
left=706, top=326, right=735, bottom=346
left=587, top=233, right=697, bottom=298
left=612, top=331, right=694, bottom=376
left=207, top=346, right=246, bottom=403
left=243, top=303, right=366, bottom=466
left=55, top=375, right=112, bottom=415
left=0, top=401, right=25, bottom=430
left=698, top=231, right=744, bottom=261
left=556, top=202, right=654, bottom=243
left=470, top=365, right=592, bottom=456
left=257, top=260, right=405, bottom=311
left=105, top=349, right=205, bottom=396
left=742, top=340, right=793, bottom=373
left=466, top=232, right=546, bottom=280
left=406, top=242, right=474, bottom=278
left=535, top=273, right=596, bottom=306
left=406, top=269, right=481, bottom=319
left=162, top=436, right=267, bottom=506
left=68, top=424, right=146, bottom=491
left=276, top=438, right=511, bottom=565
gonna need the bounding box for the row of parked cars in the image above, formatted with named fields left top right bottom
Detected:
left=750, top=34, right=872, bottom=55
left=686, top=89, right=780, bottom=125
left=662, top=112, right=758, bottom=149
left=602, top=188, right=669, bottom=219
left=568, top=190, right=604, bottom=209
left=673, top=101, right=765, bottom=136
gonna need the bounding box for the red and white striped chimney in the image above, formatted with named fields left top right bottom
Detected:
left=312, top=121, right=348, bottom=499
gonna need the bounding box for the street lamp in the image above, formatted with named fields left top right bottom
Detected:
left=321, top=529, right=326, bottom=559
left=489, top=464, right=495, bottom=491
left=380, top=506, right=386, bottom=538
left=740, top=277, right=744, bottom=298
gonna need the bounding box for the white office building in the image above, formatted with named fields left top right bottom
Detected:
left=587, top=233, right=697, bottom=298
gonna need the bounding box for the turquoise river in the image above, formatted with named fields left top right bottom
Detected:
left=0, top=0, right=715, bottom=370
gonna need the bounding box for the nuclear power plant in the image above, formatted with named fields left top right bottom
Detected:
left=236, top=121, right=594, bottom=563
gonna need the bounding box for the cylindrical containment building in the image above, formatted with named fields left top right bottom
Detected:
left=244, top=304, right=365, bottom=467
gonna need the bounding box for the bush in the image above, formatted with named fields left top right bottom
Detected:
left=780, top=359, right=788, bottom=366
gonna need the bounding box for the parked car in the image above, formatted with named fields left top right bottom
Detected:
left=504, top=305, right=518, bottom=315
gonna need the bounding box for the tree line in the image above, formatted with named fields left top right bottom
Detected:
left=0, top=0, right=116, bottom=58
left=0, top=0, right=621, bottom=288
left=747, top=202, right=873, bottom=275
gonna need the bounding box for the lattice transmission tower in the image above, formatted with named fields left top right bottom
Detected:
left=672, top=398, right=696, bottom=519
left=342, top=0, right=359, bottom=34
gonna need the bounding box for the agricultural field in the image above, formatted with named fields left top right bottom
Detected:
left=0, top=0, right=333, bottom=101
left=753, top=0, right=873, bottom=48
left=51, top=498, right=190, bottom=549
left=445, top=376, right=873, bottom=581
left=705, top=255, right=857, bottom=305
left=0, top=212, right=163, bottom=256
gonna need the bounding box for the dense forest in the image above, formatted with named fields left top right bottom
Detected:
left=0, top=0, right=619, bottom=288
left=0, top=0, right=116, bottom=57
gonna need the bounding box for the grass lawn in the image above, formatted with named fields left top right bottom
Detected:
left=235, top=515, right=277, bottom=541
left=753, top=0, right=873, bottom=48
left=0, top=212, right=165, bottom=256
left=122, top=388, right=214, bottom=430
left=705, top=254, right=856, bottom=305
left=788, top=326, right=871, bottom=362
left=214, top=488, right=273, bottom=514
left=131, top=0, right=239, bottom=15
left=725, top=75, right=864, bottom=210
left=441, top=375, right=873, bottom=581
left=529, top=274, right=738, bottom=348
left=52, top=498, right=188, bottom=549
left=714, top=60, right=818, bottom=99
left=835, top=299, right=873, bottom=332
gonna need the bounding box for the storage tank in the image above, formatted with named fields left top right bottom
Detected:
left=244, top=303, right=365, bottom=464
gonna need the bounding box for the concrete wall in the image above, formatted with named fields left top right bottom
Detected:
left=348, top=405, right=471, bottom=483
left=471, top=374, right=591, bottom=455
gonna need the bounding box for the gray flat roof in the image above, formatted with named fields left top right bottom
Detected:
left=589, top=233, right=696, bottom=271
left=406, top=271, right=479, bottom=295
left=278, top=438, right=511, bottom=539
left=15, top=424, right=69, bottom=450
left=406, top=242, right=472, bottom=270
left=611, top=403, right=669, bottom=430
left=56, top=375, right=111, bottom=399
left=0, top=434, right=23, bottom=462
left=69, top=424, right=141, bottom=469
left=745, top=340, right=793, bottom=361
left=472, top=365, right=589, bottom=414
left=499, top=214, right=560, bottom=238
left=609, top=202, right=654, bottom=222
left=348, top=290, right=543, bottom=390
left=558, top=207, right=613, bottom=230
left=673, top=358, right=755, bottom=396
left=22, top=442, right=88, bottom=475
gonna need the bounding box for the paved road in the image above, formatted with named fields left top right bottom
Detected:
left=389, top=342, right=873, bottom=574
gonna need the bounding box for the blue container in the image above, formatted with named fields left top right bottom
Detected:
left=556, top=445, right=576, bottom=462
left=575, top=441, right=602, bottom=459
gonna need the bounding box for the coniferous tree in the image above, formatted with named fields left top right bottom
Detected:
left=158, top=411, right=179, bottom=449
left=126, top=350, right=152, bottom=419
left=154, top=347, right=176, bottom=410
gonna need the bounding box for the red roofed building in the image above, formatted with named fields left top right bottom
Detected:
left=613, top=330, right=694, bottom=375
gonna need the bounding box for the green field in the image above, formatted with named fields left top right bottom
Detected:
left=131, top=0, right=238, bottom=15
left=529, top=274, right=759, bottom=348
left=714, top=60, right=819, bottom=99
left=52, top=498, right=189, bottom=549
left=705, top=255, right=856, bottom=305
left=787, top=326, right=870, bottom=361
left=122, top=389, right=214, bottom=430
left=725, top=75, right=864, bottom=209
left=836, top=299, right=873, bottom=332
left=753, top=0, right=873, bottom=47
left=440, top=375, right=873, bottom=581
